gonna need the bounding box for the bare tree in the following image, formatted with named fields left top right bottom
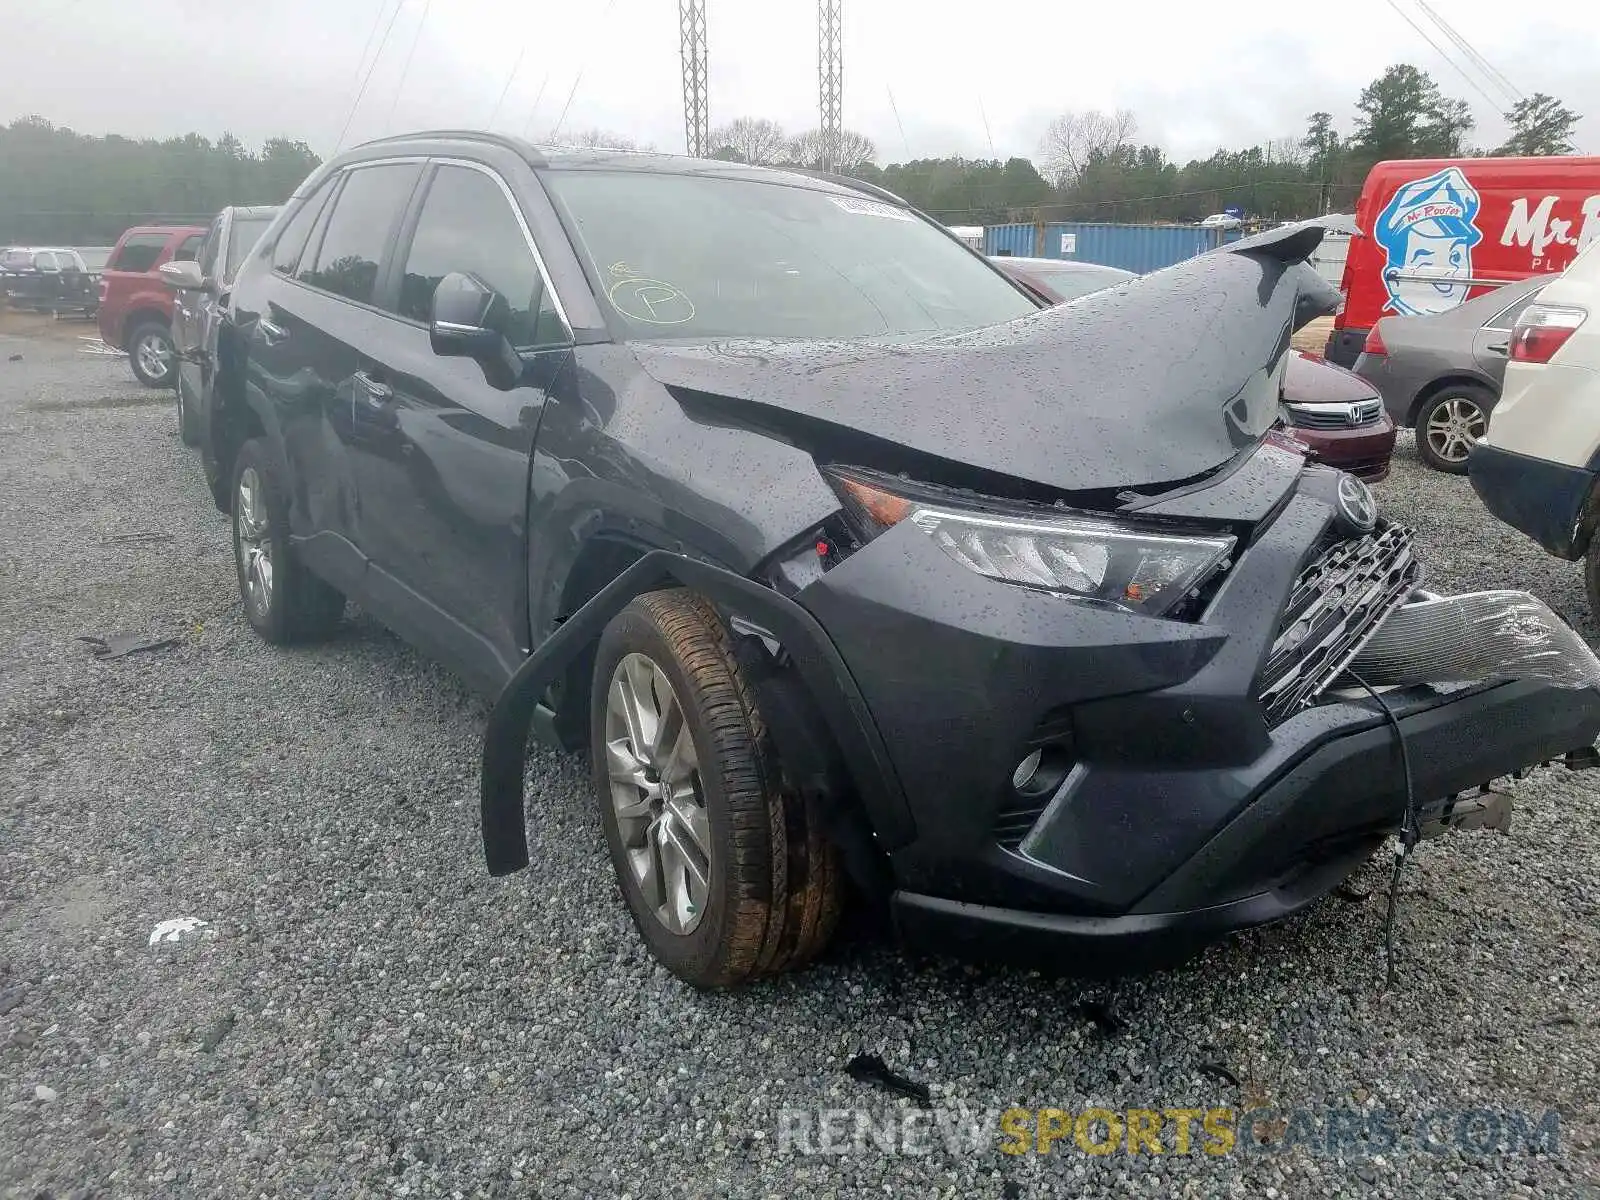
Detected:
left=709, top=117, right=788, bottom=165
left=1038, top=108, right=1137, bottom=188
left=1263, top=136, right=1307, bottom=167
left=547, top=128, right=653, bottom=151
left=785, top=127, right=876, bottom=172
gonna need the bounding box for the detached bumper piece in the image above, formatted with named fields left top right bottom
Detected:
left=1351, top=590, right=1600, bottom=690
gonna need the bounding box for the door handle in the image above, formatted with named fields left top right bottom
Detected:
left=355, top=370, right=393, bottom=404
left=1487, top=342, right=1509, bottom=355
left=258, top=317, right=289, bottom=345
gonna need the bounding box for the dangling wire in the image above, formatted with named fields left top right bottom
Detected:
left=1349, top=671, right=1419, bottom=990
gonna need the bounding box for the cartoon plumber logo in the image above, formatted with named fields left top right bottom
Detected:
left=1374, top=167, right=1483, bottom=317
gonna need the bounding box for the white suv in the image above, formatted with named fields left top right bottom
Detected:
left=1470, top=240, right=1600, bottom=611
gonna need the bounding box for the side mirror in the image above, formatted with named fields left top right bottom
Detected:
left=430, top=272, right=522, bottom=389
left=158, top=259, right=209, bottom=293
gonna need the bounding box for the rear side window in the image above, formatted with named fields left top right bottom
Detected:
left=226, top=216, right=275, bottom=280
left=272, top=182, right=337, bottom=276
left=398, top=165, right=566, bottom=347
left=1485, top=287, right=1545, bottom=332
left=198, top=219, right=223, bottom=275
left=110, top=233, right=168, bottom=273
left=33, top=252, right=60, bottom=271
left=299, top=163, right=421, bottom=306
left=173, top=234, right=204, bottom=263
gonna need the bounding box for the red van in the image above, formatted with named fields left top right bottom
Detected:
left=1325, top=156, right=1600, bottom=367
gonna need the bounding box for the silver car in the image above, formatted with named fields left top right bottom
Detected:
left=1353, top=276, right=1548, bottom=474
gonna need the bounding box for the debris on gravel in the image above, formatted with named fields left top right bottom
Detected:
left=3, top=335, right=1598, bottom=1197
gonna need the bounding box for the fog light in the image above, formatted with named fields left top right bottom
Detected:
left=1011, top=746, right=1073, bottom=799
left=1011, top=750, right=1043, bottom=791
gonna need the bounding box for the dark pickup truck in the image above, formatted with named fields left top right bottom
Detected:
left=1, top=247, right=99, bottom=316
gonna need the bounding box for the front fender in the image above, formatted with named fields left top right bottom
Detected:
left=479, top=552, right=913, bottom=875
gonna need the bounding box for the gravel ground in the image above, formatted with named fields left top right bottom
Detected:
left=2, top=329, right=1599, bottom=1199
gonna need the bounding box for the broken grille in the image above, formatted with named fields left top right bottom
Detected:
left=1258, top=525, right=1422, bottom=724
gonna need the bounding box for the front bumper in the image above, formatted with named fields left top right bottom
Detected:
left=893, top=678, right=1600, bottom=973
left=1284, top=413, right=1397, bottom=482
left=1470, top=441, right=1600, bottom=560
left=792, top=494, right=1600, bottom=972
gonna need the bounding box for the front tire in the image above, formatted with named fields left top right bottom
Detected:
left=590, top=590, right=842, bottom=988
left=128, top=321, right=176, bottom=389
left=1415, top=384, right=1493, bottom=474
left=231, top=439, right=345, bottom=645
left=1585, top=540, right=1600, bottom=626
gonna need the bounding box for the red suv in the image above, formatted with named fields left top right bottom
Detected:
left=97, top=224, right=209, bottom=387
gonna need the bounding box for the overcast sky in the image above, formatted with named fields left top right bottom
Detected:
left=3, top=0, right=1596, bottom=163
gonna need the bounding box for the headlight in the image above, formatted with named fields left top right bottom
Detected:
left=828, top=469, right=1235, bottom=617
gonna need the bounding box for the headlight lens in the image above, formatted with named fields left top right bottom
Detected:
left=830, top=471, right=1235, bottom=617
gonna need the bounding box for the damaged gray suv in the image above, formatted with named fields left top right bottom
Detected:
left=202, top=132, right=1600, bottom=988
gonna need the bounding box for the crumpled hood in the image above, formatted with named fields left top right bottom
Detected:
left=629, top=233, right=1332, bottom=494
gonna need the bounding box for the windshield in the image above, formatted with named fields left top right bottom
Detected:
left=541, top=169, right=1037, bottom=341
left=226, top=216, right=274, bottom=279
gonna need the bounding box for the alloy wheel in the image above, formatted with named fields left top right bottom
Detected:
left=1424, top=396, right=1486, bottom=465
left=136, top=332, right=172, bottom=383
left=603, top=652, right=711, bottom=935
left=236, top=467, right=274, bottom=616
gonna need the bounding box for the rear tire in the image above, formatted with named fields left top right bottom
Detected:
left=590, top=589, right=842, bottom=988
left=176, top=374, right=201, bottom=446
left=231, top=438, right=345, bottom=645
left=128, top=321, right=177, bottom=389
left=1415, top=384, right=1493, bottom=474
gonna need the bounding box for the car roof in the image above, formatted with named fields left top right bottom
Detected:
left=331, top=130, right=878, bottom=199
left=226, top=205, right=281, bottom=219
left=120, top=225, right=209, bottom=237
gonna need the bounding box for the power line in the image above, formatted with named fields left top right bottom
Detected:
left=1381, top=0, right=1504, bottom=114
left=384, top=0, right=434, bottom=136
left=548, top=0, right=623, bottom=141
left=1412, top=0, right=1523, bottom=106
left=886, top=87, right=909, bottom=159
left=519, top=68, right=557, bottom=139
left=350, top=0, right=394, bottom=86
left=334, top=0, right=407, bottom=152
left=488, top=38, right=532, bottom=130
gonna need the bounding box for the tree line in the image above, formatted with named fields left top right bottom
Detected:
left=0, top=116, right=321, bottom=245
left=0, top=63, right=1583, bottom=246
left=706, top=65, right=1583, bottom=226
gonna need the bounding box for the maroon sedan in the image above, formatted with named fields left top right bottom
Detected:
left=992, top=256, right=1397, bottom=481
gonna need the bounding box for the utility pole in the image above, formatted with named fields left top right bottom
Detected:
left=679, top=0, right=708, bottom=157
left=818, top=0, right=843, bottom=171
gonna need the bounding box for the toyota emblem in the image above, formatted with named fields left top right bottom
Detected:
left=1335, top=472, right=1378, bottom=533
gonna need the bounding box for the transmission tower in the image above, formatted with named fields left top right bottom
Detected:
left=679, top=0, right=709, bottom=157
left=818, top=0, right=843, bottom=171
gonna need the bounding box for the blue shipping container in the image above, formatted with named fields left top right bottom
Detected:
left=983, top=222, right=1223, bottom=274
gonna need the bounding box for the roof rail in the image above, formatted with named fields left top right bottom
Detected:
left=348, top=129, right=547, bottom=166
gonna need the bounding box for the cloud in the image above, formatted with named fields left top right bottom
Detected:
left=2, top=0, right=1594, bottom=162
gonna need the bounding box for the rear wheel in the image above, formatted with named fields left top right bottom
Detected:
left=231, top=438, right=345, bottom=644
left=1415, top=384, right=1493, bottom=474
left=128, top=321, right=176, bottom=388
left=590, top=589, right=843, bottom=988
